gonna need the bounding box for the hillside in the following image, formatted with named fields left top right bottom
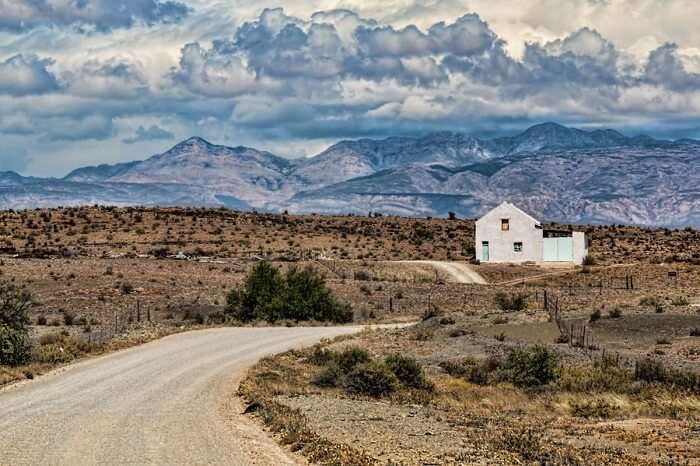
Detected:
left=1, top=123, right=699, bottom=226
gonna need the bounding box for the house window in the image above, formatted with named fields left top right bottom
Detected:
left=514, top=242, right=523, bottom=253
left=501, top=219, right=510, bottom=231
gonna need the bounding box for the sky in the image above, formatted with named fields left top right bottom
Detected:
left=1, top=0, right=700, bottom=176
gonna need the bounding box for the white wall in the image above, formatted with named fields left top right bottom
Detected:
left=572, top=231, right=589, bottom=265
left=475, top=203, right=543, bottom=263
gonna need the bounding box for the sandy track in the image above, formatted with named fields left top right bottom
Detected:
left=0, top=326, right=368, bottom=466
left=397, top=260, right=487, bottom=284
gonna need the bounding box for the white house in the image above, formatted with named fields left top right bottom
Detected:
left=475, top=202, right=589, bottom=265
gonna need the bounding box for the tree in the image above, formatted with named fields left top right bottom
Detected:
left=226, top=262, right=353, bottom=323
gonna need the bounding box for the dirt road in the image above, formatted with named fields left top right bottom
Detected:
left=397, top=260, right=487, bottom=284
left=0, top=326, right=369, bottom=466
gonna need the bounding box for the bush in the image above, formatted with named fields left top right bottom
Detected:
left=226, top=262, right=353, bottom=323
left=494, top=293, right=528, bottom=312
left=63, top=311, right=75, bottom=326
left=570, top=398, right=619, bottom=418
left=0, top=325, right=31, bottom=366
left=582, top=255, right=596, bottom=266
left=334, top=347, right=371, bottom=373
left=501, top=345, right=559, bottom=388
left=608, top=307, right=623, bottom=319
left=385, top=354, right=432, bottom=390
left=440, top=357, right=501, bottom=386
left=345, top=362, right=398, bottom=397
left=589, top=309, right=601, bottom=322
left=555, top=364, right=632, bottom=393
left=312, top=363, right=344, bottom=387
left=690, top=328, right=700, bottom=337
left=36, top=315, right=47, bottom=326
left=671, top=296, right=689, bottom=306
left=0, top=281, right=32, bottom=331
left=639, top=297, right=659, bottom=307
left=634, top=358, right=666, bottom=384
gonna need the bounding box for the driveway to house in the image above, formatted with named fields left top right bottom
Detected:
left=0, top=326, right=384, bottom=466
left=397, top=260, right=488, bottom=284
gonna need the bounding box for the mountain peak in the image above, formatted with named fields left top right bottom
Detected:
left=174, top=136, right=213, bottom=149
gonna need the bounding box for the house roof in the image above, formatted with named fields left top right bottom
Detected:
left=478, top=201, right=541, bottom=225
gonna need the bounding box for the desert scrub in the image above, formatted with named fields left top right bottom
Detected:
left=32, top=331, right=103, bottom=364
left=0, top=326, right=31, bottom=366
left=494, top=292, right=529, bottom=312
left=239, top=350, right=377, bottom=466
left=569, top=397, right=621, bottom=419
left=384, top=354, right=433, bottom=391
left=0, top=281, right=33, bottom=367
left=345, top=362, right=399, bottom=397
left=555, top=363, right=632, bottom=393
left=226, top=261, right=353, bottom=323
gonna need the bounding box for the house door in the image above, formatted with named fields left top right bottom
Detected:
left=543, top=237, right=573, bottom=262
left=482, top=241, right=489, bottom=261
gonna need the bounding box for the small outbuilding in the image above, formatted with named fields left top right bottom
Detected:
left=475, top=202, right=589, bottom=265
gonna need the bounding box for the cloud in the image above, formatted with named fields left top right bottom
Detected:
left=64, top=58, right=148, bottom=99
left=0, top=0, right=190, bottom=32
left=172, top=42, right=259, bottom=97
left=3, top=3, right=700, bottom=177
left=123, top=124, right=174, bottom=144
left=643, top=43, right=700, bottom=91
left=0, top=54, right=60, bottom=96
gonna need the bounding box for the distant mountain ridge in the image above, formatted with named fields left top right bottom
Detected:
left=2, top=123, right=700, bottom=227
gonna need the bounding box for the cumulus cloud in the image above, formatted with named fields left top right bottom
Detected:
left=0, top=54, right=60, bottom=96
left=0, top=0, right=190, bottom=32
left=63, top=59, right=148, bottom=99
left=3, top=3, right=700, bottom=176
left=643, top=43, right=700, bottom=91
left=172, top=42, right=259, bottom=97
left=123, top=124, right=174, bottom=144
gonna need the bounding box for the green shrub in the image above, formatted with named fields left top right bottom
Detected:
left=385, top=354, right=432, bottom=390
left=226, top=262, right=353, bottom=323
left=582, top=255, right=596, bottom=266
left=345, top=362, right=398, bottom=397
left=0, top=325, right=31, bottom=366
left=312, top=363, right=344, bottom=388
left=634, top=358, right=666, bottom=384
left=0, top=281, right=32, bottom=331
left=501, top=345, right=559, bottom=388
left=333, top=347, right=371, bottom=373
left=494, top=293, right=528, bottom=312
left=440, top=356, right=501, bottom=386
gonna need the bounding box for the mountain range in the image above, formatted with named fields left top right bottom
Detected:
left=2, top=122, right=700, bottom=226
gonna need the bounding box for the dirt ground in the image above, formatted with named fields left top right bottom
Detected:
left=242, top=319, right=700, bottom=465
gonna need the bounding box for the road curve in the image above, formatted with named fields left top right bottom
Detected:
left=397, top=260, right=487, bottom=284
left=0, top=326, right=368, bottom=466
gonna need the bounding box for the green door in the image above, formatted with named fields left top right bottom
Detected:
left=482, top=241, right=489, bottom=261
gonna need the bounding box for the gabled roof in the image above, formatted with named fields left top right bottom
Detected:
left=478, top=201, right=541, bottom=225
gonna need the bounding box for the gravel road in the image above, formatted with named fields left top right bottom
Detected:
left=0, top=326, right=367, bottom=466
left=397, top=260, right=487, bottom=284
